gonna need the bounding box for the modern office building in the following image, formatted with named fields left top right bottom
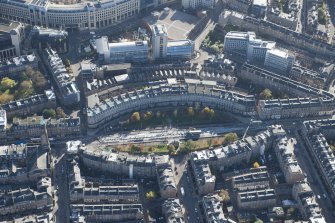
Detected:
left=224, top=31, right=255, bottom=56
left=247, top=38, right=276, bottom=63
left=109, top=41, right=149, bottom=64
left=264, top=48, right=295, bottom=73
left=96, top=37, right=148, bottom=64
left=167, top=40, right=194, bottom=59
left=151, top=24, right=168, bottom=59
left=0, top=0, right=140, bottom=31
left=0, top=20, right=24, bottom=60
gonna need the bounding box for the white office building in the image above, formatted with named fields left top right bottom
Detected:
left=96, top=37, right=148, bottom=64
left=167, top=40, right=194, bottom=59
left=247, top=38, right=276, bottom=63
left=0, top=110, right=6, bottom=131
left=151, top=24, right=194, bottom=60
left=224, top=31, right=256, bottom=54
left=182, top=0, right=216, bottom=9
left=264, top=49, right=295, bottom=73
left=151, top=24, right=168, bottom=59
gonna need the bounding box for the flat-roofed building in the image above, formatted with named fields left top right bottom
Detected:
left=166, top=40, right=194, bottom=59
left=264, top=48, right=295, bottom=73
left=237, top=189, right=277, bottom=210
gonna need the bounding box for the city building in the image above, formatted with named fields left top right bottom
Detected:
left=162, top=199, right=185, bottom=223
left=0, top=54, right=38, bottom=78
left=224, top=31, right=276, bottom=64
left=96, top=37, right=149, bottom=64
left=290, top=65, right=327, bottom=89
left=182, top=0, right=216, bottom=9
left=251, top=0, right=267, bottom=18
left=264, top=48, right=295, bottom=73
left=0, top=0, right=140, bottom=31
left=42, top=48, right=80, bottom=106
left=237, top=189, right=277, bottom=210
left=292, top=182, right=326, bottom=222
left=223, top=0, right=252, bottom=14
left=2, top=212, right=54, bottom=223
left=86, top=79, right=256, bottom=129
left=70, top=203, right=143, bottom=222
left=202, top=194, right=227, bottom=222
left=219, top=10, right=335, bottom=57
left=79, top=146, right=156, bottom=178
left=190, top=157, right=215, bottom=195
left=166, top=40, right=194, bottom=59
left=0, top=110, right=6, bottom=131
left=266, top=7, right=299, bottom=31
left=0, top=89, right=56, bottom=119
left=155, top=155, right=177, bottom=199
left=30, top=26, right=68, bottom=53
left=7, top=116, right=81, bottom=139
left=0, top=144, right=50, bottom=185
left=0, top=20, right=24, bottom=60
left=275, top=137, right=304, bottom=184
left=231, top=170, right=270, bottom=191
left=0, top=187, right=52, bottom=217
left=80, top=62, right=97, bottom=80
left=151, top=24, right=194, bottom=60
left=151, top=24, right=168, bottom=60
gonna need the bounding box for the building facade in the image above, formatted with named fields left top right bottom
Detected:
left=0, top=20, right=24, bottom=60
left=0, top=0, right=140, bottom=31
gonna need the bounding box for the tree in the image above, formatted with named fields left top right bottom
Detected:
left=187, top=107, right=194, bottom=117
left=0, top=93, right=14, bottom=104
left=156, top=111, right=161, bottom=118
left=182, top=140, right=196, bottom=153
left=253, top=162, right=260, bottom=168
left=0, top=77, right=16, bottom=91
left=146, top=191, right=156, bottom=200
left=143, top=111, right=152, bottom=120
left=224, top=132, right=238, bottom=145
left=260, top=89, right=272, bottom=100
left=168, top=144, right=176, bottom=154
left=64, top=58, right=71, bottom=67
left=201, top=107, right=215, bottom=119
left=56, top=107, right=67, bottom=118
left=15, top=80, right=34, bottom=99
left=31, top=71, right=47, bottom=93
left=130, top=112, right=141, bottom=122
left=43, top=108, right=56, bottom=119
left=218, top=189, right=230, bottom=203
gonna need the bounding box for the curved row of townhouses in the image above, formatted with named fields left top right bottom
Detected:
left=0, top=0, right=140, bottom=30
left=86, top=81, right=257, bottom=129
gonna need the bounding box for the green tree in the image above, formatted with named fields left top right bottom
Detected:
left=0, top=93, right=14, bottom=104
left=43, top=108, right=56, bottom=119
left=187, top=107, right=194, bottom=117
left=143, top=111, right=153, bottom=120
left=156, top=111, right=161, bottom=118
left=253, top=162, right=260, bottom=168
left=146, top=191, right=156, bottom=200
left=201, top=107, right=215, bottom=119
left=260, top=89, right=272, bottom=100
left=15, top=80, right=34, bottom=99
left=130, top=112, right=141, bottom=122
left=182, top=140, right=196, bottom=153
left=224, top=132, right=238, bottom=145
left=0, top=77, right=16, bottom=91
left=168, top=144, right=176, bottom=154
left=56, top=107, right=67, bottom=118
left=218, top=189, right=230, bottom=203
